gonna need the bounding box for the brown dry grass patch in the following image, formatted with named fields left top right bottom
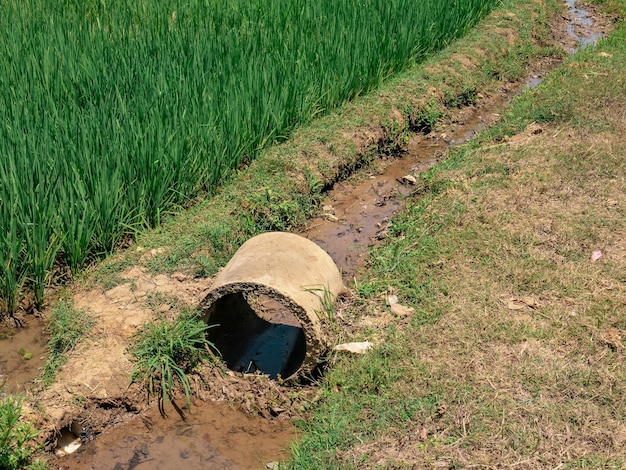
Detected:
left=337, top=123, right=626, bottom=468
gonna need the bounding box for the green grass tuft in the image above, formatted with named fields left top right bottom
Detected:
left=0, top=396, right=46, bottom=470
left=129, top=310, right=217, bottom=415
left=40, top=301, right=95, bottom=386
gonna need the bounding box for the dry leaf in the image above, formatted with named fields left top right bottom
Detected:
left=507, top=300, right=526, bottom=310
left=597, top=52, right=613, bottom=58
left=390, top=303, right=415, bottom=317
left=520, top=296, right=539, bottom=308
left=334, top=341, right=373, bottom=354
left=418, top=427, right=428, bottom=440
left=602, top=328, right=623, bottom=350
left=386, top=294, right=415, bottom=317
left=362, top=312, right=394, bottom=328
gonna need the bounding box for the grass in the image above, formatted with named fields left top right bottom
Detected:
left=0, top=396, right=46, bottom=470
left=0, top=0, right=616, bottom=465
left=305, top=286, right=339, bottom=325
left=0, top=0, right=501, bottom=319
left=40, top=301, right=95, bottom=386
left=287, top=0, right=626, bottom=467
left=92, top=0, right=566, bottom=288
left=129, top=310, right=217, bottom=416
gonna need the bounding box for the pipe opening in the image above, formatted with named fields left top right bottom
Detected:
left=206, top=292, right=307, bottom=380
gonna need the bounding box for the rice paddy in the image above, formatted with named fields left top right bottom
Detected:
left=0, top=0, right=499, bottom=317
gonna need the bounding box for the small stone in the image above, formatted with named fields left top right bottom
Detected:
left=334, top=341, right=373, bottom=354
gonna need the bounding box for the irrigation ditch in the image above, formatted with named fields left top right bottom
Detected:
left=0, top=0, right=613, bottom=468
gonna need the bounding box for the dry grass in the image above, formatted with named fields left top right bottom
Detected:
left=331, top=133, right=626, bottom=468
left=357, top=128, right=626, bottom=467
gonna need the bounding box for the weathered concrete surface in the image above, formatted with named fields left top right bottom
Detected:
left=200, top=232, right=345, bottom=379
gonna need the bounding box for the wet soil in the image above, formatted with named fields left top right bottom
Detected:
left=565, top=0, right=606, bottom=52
left=50, top=400, right=296, bottom=470
left=0, top=317, right=48, bottom=393
left=0, top=1, right=612, bottom=468
left=299, top=76, right=543, bottom=280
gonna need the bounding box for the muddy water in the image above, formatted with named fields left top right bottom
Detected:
left=566, top=0, right=604, bottom=52
left=51, top=401, right=296, bottom=470
left=300, top=139, right=444, bottom=279
left=299, top=94, right=515, bottom=279
left=0, top=318, right=48, bottom=394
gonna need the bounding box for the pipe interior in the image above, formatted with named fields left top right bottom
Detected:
left=206, top=292, right=307, bottom=380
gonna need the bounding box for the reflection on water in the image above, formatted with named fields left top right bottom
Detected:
left=206, top=293, right=306, bottom=380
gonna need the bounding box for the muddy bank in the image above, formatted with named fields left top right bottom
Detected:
left=300, top=0, right=611, bottom=280
left=49, top=400, right=296, bottom=470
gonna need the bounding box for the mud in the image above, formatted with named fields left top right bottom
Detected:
left=0, top=1, right=612, bottom=468
left=50, top=400, right=296, bottom=470
left=0, top=317, right=48, bottom=394
left=566, top=0, right=606, bottom=52
left=300, top=87, right=520, bottom=279
left=26, top=264, right=307, bottom=470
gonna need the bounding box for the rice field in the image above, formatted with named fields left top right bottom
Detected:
left=0, top=0, right=499, bottom=317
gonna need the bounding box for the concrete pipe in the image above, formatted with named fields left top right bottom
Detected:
left=199, top=232, right=345, bottom=380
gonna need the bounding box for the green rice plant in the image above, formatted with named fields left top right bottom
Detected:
left=129, top=310, right=217, bottom=415
left=41, top=301, right=95, bottom=386
left=0, top=396, right=46, bottom=470
left=0, top=0, right=500, bottom=318
left=0, top=202, right=28, bottom=319
left=20, top=167, right=63, bottom=310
